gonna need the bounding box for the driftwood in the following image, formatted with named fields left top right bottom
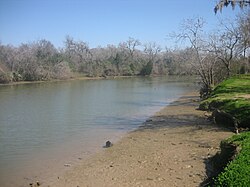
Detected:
left=212, top=109, right=239, bottom=134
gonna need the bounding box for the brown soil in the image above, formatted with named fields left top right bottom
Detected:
left=38, top=92, right=234, bottom=187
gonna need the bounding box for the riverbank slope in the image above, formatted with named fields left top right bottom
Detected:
left=199, top=75, right=250, bottom=186
left=43, top=92, right=232, bottom=187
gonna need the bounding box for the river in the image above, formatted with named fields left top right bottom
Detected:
left=0, top=76, right=196, bottom=186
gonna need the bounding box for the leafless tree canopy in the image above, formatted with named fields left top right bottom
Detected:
left=0, top=38, right=172, bottom=83
left=172, top=13, right=250, bottom=97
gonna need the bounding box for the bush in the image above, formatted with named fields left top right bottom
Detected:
left=52, top=61, right=72, bottom=79
left=0, top=73, right=12, bottom=84
left=12, top=72, right=22, bottom=81
left=140, top=61, right=153, bottom=76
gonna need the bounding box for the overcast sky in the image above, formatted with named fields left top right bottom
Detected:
left=0, top=0, right=242, bottom=48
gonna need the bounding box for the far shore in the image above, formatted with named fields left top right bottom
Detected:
left=0, top=75, right=107, bottom=86
left=0, top=74, right=194, bottom=87
left=0, top=75, right=147, bottom=86
left=37, top=91, right=233, bottom=187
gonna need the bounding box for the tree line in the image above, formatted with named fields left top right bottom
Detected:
left=0, top=11, right=249, bottom=97
left=0, top=36, right=195, bottom=83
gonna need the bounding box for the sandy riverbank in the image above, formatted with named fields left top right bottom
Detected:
left=37, top=92, right=233, bottom=187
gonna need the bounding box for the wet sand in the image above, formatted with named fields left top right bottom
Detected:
left=40, top=92, right=233, bottom=187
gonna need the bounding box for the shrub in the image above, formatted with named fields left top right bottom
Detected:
left=0, top=73, right=12, bottom=84
left=140, top=61, right=153, bottom=76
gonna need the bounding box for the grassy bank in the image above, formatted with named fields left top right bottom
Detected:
left=214, top=132, right=250, bottom=186
left=199, top=75, right=250, bottom=186
left=199, top=75, right=250, bottom=128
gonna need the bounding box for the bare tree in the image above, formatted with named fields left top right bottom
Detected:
left=125, top=37, right=141, bottom=59
left=116, top=38, right=142, bottom=75
left=64, top=36, right=91, bottom=73
left=143, top=42, right=161, bottom=62
left=0, top=44, right=17, bottom=72
left=173, top=17, right=219, bottom=97
left=213, top=19, right=242, bottom=77
left=140, top=42, right=161, bottom=76
left=237, top=11, right=250, bottom=57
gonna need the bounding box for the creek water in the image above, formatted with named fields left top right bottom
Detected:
left=0, top=76, right=196, bottom=186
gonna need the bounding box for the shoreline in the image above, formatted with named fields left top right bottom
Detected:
left=0, top=75, right=193, bottom=87
left=41, top=91, right=233, bottom=187
left=0, top=75, right=144, bottom=86
left=0, top=76, right=105, bottom=86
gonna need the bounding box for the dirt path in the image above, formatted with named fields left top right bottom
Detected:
left=43, top=92, right=233, bottom=187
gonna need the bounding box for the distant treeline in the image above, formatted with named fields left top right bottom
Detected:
left=0, top=37, right=196, bottom=83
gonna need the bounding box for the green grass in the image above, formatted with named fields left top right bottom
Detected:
left=199, top=75, right=250, bottom=127
left=214, top=132, right=250, bottom=187
left=212, top=75, right=250, bottom=96
left=199, top=75, right=250, bottom=186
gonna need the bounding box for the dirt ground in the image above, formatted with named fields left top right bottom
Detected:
left=42, top=92, right=233, bottom=187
